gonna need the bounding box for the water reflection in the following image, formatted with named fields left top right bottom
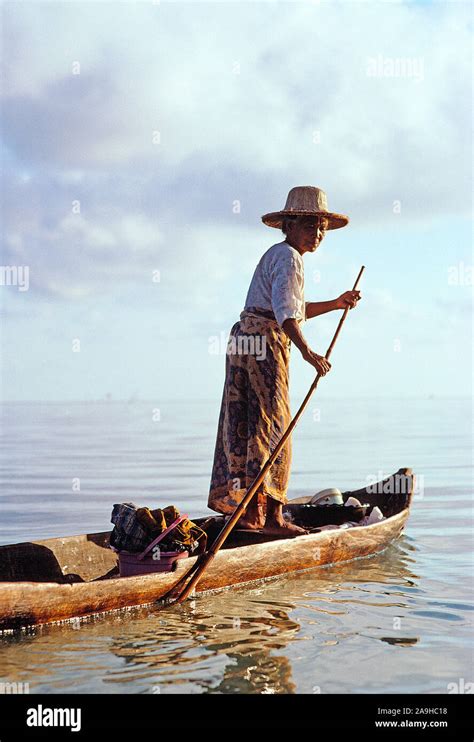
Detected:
left=3, top=535, right=471, bottom=694
left=96, top=538, right=420, bottom=693
left=1, top=396, right=471, bottom=694
left=105, top=600, right=301, bottom=693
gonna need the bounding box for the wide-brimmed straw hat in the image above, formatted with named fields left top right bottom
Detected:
left=261, top=186, right=349, bottom=231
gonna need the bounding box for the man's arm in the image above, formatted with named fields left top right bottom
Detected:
left=281, top=318, right=331, bottom=376
left=306, top=290, right=362, bottom=319
left=305, top=300, right=337, bottom=319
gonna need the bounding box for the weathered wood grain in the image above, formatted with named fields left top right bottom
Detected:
left=0, top=469, right=414, bottom=630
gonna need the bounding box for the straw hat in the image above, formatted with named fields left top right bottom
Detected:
left=261, top=186, right=349, bottom=231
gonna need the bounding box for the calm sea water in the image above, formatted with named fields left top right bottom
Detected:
left=0, top=397, right=472, bottom=694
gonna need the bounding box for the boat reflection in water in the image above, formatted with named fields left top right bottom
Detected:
left=0, top=536, right=422, bottom=694
left=97, top=537, right=419, bottom=694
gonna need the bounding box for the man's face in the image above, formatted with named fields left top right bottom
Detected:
left=287, top=216, right=329, bottom=253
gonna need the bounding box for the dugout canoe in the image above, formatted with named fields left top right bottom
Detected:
left=0, top=468, right=414, bottom=631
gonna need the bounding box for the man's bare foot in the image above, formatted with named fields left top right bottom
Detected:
left=262, top=519, right=308, bottom=538
left=236, top=520, right=263, bottom=531
left=235, top=498, right=264, bottom=530
left=263, top=499, right=308, bottom=537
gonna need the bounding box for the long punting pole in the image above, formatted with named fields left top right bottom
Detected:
left=165, top=265, right=365, bottom=605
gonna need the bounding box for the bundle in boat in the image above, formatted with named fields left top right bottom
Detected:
left=0, top=468, right=414, bottom=631
left=110, top=504, right=207, bottom=576
left=285, top=489, right=370, bottom=528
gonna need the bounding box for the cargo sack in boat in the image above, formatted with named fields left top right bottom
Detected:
left=135, top=505, right=207, bottom=556
left=115, top=515, right=189, bottom=576
left=110, top=502, right=207, bottom=568
left=110, top=506, right=208, bottom=577
left=110, top=502, right=150, bottom=553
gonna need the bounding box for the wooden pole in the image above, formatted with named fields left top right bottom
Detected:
left=164, top=266, right=365, bottom=605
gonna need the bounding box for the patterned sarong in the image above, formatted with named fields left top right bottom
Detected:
left=208, top=307, right=292, bottom=516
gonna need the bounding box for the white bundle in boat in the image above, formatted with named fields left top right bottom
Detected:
left=310, top=488, right=343, bottom=506
left=288, top=488, right=344, bottom=506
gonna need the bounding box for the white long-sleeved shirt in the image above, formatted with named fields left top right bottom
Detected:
left=244, top=240, right=308, bottom=328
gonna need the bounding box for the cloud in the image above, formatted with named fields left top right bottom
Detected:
left=3, top=183, right=164, bottom=298
left=1, top=1, right=471, bottom=215
left=0, top=0, right=472, bottom=403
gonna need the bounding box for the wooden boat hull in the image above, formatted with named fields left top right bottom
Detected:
left=0, top=468, right=414, bottom=631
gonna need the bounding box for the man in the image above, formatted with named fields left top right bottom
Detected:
left=208, top=186, right=361, bottom=536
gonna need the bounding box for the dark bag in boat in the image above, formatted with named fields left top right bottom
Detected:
left=114, top=515, right=190, bottom=577
left=110, top=502, right=150, bottom=553
left=134, top=504, right=207, bottom=556
left=285, top=503, right=368, bottom=528
left=109, top=503, right=207, bottom=576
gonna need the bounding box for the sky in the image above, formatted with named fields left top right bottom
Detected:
left=0, top=0, right=472, bottom=403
